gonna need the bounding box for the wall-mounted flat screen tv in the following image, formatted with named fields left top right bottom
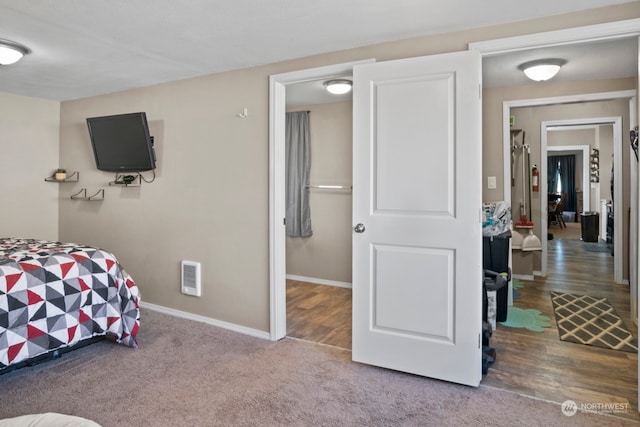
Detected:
left=86, top=112, right=156, bottom=172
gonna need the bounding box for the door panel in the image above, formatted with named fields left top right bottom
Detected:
left=352, top=50, right=482, bottom=386
left=374, top=244, right=454, bottom=339
left=375, top=74, right=454, bottom=214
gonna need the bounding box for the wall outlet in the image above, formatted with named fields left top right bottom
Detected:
left=487, top=176, right=497, bottom=189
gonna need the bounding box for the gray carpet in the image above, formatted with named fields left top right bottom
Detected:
left=0, top=308, right=634, bottom=426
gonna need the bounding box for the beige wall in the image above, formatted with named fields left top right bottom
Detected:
left=44, top=3, right=640, bottom=333
left=286, top=102, right=353, bottom=284
left=482, top=78, right=636, bottom=203
left=58, top=67, right=271, bottom=331
left=0, top=92, right=60, bottom=241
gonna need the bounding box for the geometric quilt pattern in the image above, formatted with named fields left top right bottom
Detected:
left=0, top=238, right=140, bottom=370
left=550, top=291, right=637, bottom=353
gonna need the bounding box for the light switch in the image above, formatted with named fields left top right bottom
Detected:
left=487, top=176, right=497, bottom=189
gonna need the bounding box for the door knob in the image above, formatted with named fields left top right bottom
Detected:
left=354, top=223, right=366, bottom=233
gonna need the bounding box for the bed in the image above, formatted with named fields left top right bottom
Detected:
left=0, top=238, right=140, bottom=372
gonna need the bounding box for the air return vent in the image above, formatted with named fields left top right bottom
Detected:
left=181, top=261, right=201, bottom=297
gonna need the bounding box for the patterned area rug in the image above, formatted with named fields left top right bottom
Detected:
left=550, top=291, right=638, bottom=353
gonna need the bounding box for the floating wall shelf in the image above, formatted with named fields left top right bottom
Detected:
left=45, top=171, right=79, bottom=182
left=109, top=174, right=141, bottom=187
left=70, top=188, right=104, bottom=201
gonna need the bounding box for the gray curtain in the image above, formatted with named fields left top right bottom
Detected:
left=285, top=111, right=312, bottom=238
left=557, top=155, right=576, bottom=212
left=548, top=155, right=560, bottom=194
left=548, top=154, right=576, bottom=212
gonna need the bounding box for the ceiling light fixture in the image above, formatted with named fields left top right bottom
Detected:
left=324, top=79, right=352, bottom=95
left=0, top=39, right=29, bottom=65
left=518, top=59, right=566, bottom=82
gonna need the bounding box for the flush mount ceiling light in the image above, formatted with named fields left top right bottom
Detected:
left=0, top=39, right=29, bottom=65
left=518, top=59, right=567, bottom=82
left=324, top=79, right=352, bottom=95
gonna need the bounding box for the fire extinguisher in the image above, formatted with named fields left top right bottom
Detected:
left=532, top=164, right=539, bottom=192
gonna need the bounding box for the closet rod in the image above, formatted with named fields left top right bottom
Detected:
left=306, top=184, right=352, bottom=190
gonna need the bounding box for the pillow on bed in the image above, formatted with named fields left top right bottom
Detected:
left=0, top=413, right=101, bottom=427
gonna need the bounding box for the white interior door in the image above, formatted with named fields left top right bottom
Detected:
left=352, top=50, right=483, bottom=386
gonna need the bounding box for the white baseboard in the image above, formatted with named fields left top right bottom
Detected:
left=286, top=274, right=352, bottom=289
left=512, top=273, right=534, bottom=281
left=140, top=301, right=270, bottom=340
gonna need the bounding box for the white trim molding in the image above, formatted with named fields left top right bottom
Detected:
left=141, top=301, right=271, bottom=340
left=286, top=274, right=352, bottom=289
left=469, top=18, right=640, bottom=56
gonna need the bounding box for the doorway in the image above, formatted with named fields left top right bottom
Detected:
left=269, top=60, right=373, bottom=342
left=507, top=111, right=627, bottom=281
left=498, top=110, right=637, bottom=415
left=547, top=117, right=625, bottom=283
left=284, top=91, right=354, bottom=350
left=504, top=100, right=634, bottom=296
left=543, top=121, right=621, bottom=281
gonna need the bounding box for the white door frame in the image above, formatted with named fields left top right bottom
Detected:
left=540, top=117, right=624, bottom=283
left=268, top=59, right=374, bottom=340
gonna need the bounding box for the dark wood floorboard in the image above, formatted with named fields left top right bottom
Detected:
left=286, top=221, right=638, bottom=420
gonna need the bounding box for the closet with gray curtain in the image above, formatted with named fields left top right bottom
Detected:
left=285, top=101, right=353, bottom=287
left=285, top=111, right=312, bottom=238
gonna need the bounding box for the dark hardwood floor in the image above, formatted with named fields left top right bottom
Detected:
left=485, top=222, right=638, bottom=421
left=286, top=221, right=639, bottom=420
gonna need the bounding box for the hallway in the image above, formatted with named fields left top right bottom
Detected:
left=483, top=221, right=638, bottom=421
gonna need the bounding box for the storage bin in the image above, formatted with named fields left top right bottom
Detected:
left=580, top=212, right=599, bottom=242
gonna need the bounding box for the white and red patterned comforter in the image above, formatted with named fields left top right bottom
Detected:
left=0, top=238, right=140, bottom=370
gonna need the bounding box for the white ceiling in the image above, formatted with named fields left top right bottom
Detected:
left=0, top=1, right=636, bottom=102
left=482, top=37, right=638, bottom=88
